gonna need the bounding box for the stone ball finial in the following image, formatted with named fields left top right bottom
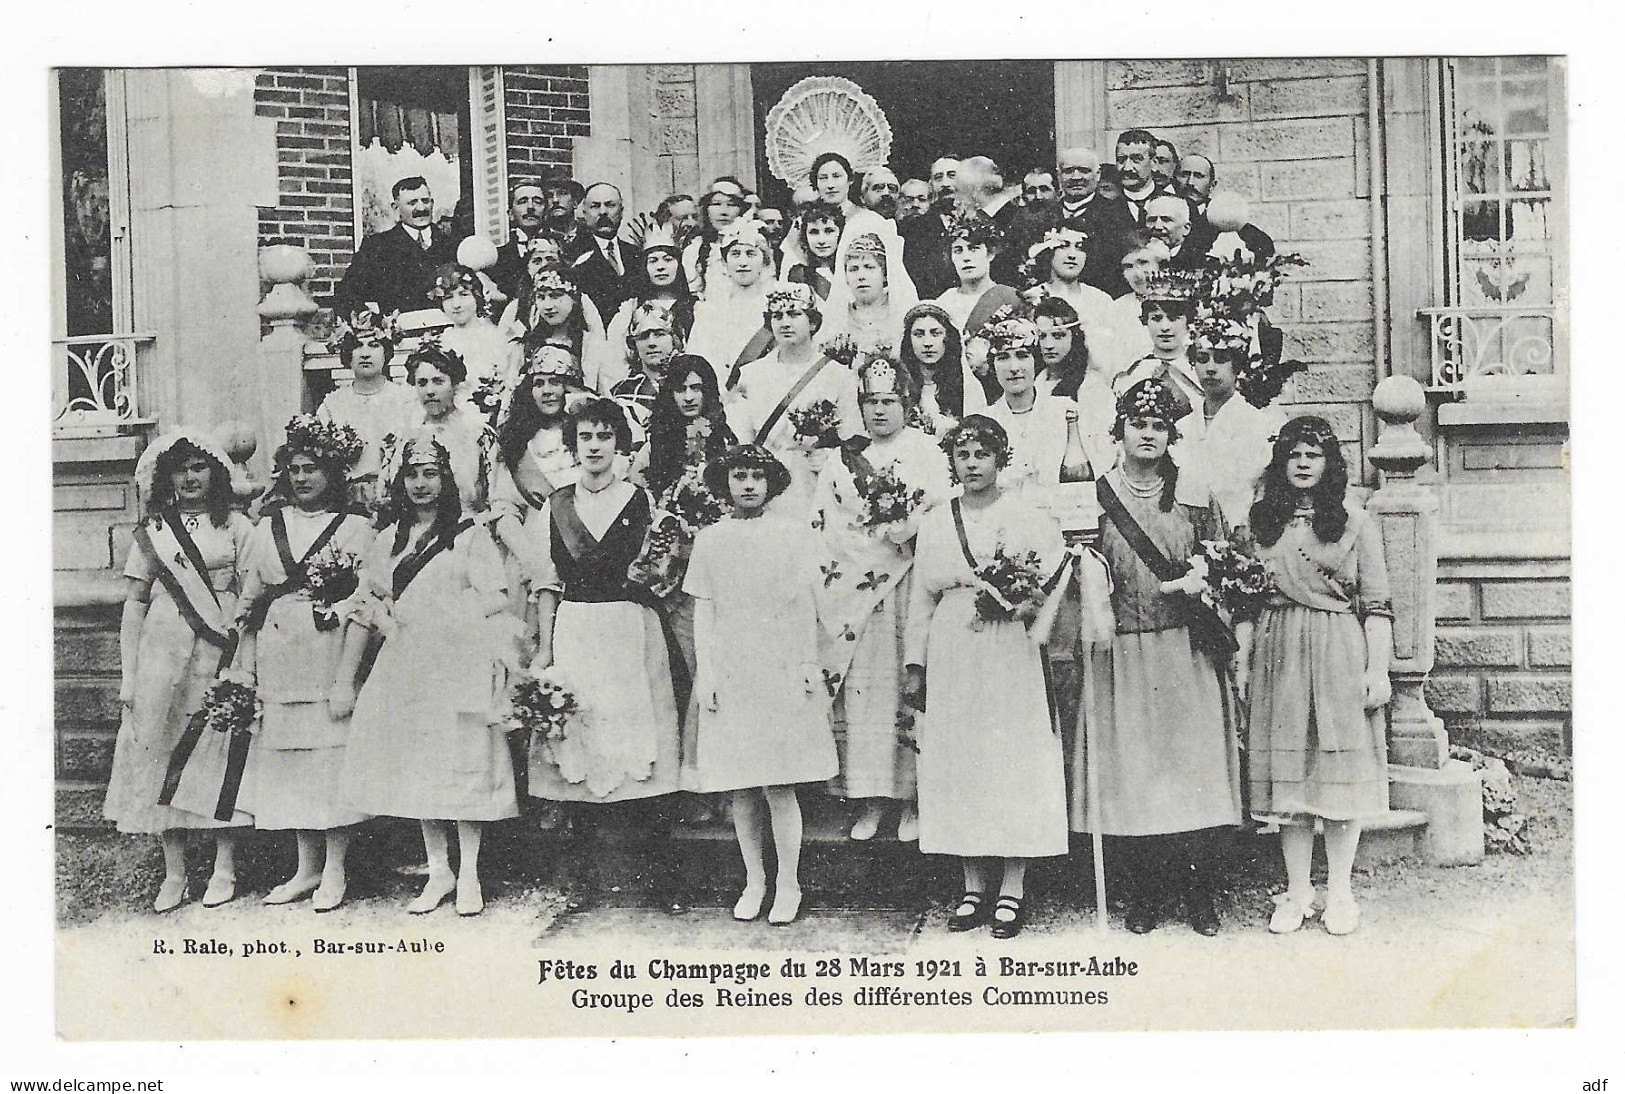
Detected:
left=260, top=244, right=313, bottom=285
left=1369, top=374, right=1430, bottom=477
left=1206, top=190, right=1250, bottom=232
left=259, top=245, right=319, bottom=323
left=215, top=420, right=258, bottom=463
left=1372, top=374, right=1427, bottom=426
left=458, top=236, right=499, bottom=272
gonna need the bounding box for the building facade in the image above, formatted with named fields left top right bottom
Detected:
left=51, top=59, right=1569, bottom=826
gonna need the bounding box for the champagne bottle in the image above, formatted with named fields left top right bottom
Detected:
left=1059, top=408, right=1094, bottom=482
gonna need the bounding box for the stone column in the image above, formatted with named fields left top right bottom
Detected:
left=1367, top=375, right=1484, bottom=865
left=255, top=245, right=320, bottom=477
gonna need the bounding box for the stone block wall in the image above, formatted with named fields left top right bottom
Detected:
left=503, top=66, right=591, bottom=183
left=1106, top=58, right=1376, bottom=472
left=54, top=601, right=123, bottom=829
left=1427, top=556, right=1572, bottom=758
left=651, top=65, right=702, bottom=196
left=253, top=67, right=355, bottom=306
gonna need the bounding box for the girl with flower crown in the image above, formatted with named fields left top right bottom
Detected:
left=317, top=304, right=418, bottom=510
left=823, top=231, right=918, bottom=351
left=1072, top=377, right=1243, bottom=937
left=1173, top=318, right=1287, bottom=531
left=687, top=222, right=780, bottom=386
left=511, top=266, right=612, bottom=394
left=1243, top=416, right=1392, bottom=937
left=812, top=355, right=951, bottom=842
left=783, top=201, right=844, bottom=305
left=1023, top=227, right=1114, bottom=336
left=901, top=415, right=1068, bottom=938
left=934, top=210, right=1024, bottom=404
left=393, top=343, right=497, bottom=513
left=233, top=415, right=375, bottom=912
left=104, top=429, right=255, bottom=912
left=1112, top=274, right=1203, bottom=420
left=333, top=434, right=518, bottom=916
left=684, top=444, right=838, bottom=925
left=429, top=263, right=521, bottom=421
left=682, top=188, right=747, bottom=301
left=602, top=232, right=697, bottom=393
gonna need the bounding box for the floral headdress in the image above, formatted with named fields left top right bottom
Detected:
left=1269, top=414, right=1340, bottom=457
left=1193, top=251, right=1311, bottom=407
left=530, top=268, right=578, bottom=297
left=429, top=264, right=486, bottom=308
left=628, top=301, right=676, bottom=338
left=521, top=342, right=585, bottom=385
left=702, top=442, right=792, bottom=501
left=523, top=235, right=563, bottom=262
left=945, top=207, right=1001, bottom=249
left=845, top=232, right=887, bottom=262
left=1189, top=312, right=1255, bottom=358
left=718, top=219, right=771, bottom=256
left=1139, top=269, right=1204, bottom=305
left=978, top=304, right=1039, bottom=353
left=938, top=414, right=1012, bottom=470
left=275, top=413, right=365, bottom=472
left=1019, top=226, right=1090, bottom=287
left=1198, top=251, right=1309, bottom=316
left=765, top=281, right=816, bottom=312
left=329, top=302, right=401, bottom=353
left=1114, top=377, right=1185, bottom=426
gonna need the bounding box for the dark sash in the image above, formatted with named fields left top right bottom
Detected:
left=949, top=497, right=979, bottom=573
left=839, top=437, right=879, bottom=497
left=392, top=518, right=475, bottom=600
left=725, top=325, right=777, bottom=389
left=548, top=486, right=600, bottom=564
left=755, top=354, right=834, bottom=444
left=155, top=624, right=245, bottom=820
left=244, top=510, right=348, bottom=634
left=509, top=455, right=555, bottom=512
left=131, top=518, right=233, bottom=649
left=1096, top=476, right=1236, bottom=658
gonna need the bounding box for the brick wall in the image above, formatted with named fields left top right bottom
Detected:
left=253, top=67, right=355, bottom=306
left=1106, top=59, right=1376, bottom=471
left=503, top=66, right=591, bottom=183
left=1427, top=558, right=1572, bottom=759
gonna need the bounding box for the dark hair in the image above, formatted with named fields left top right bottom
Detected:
left=940, top=414, right=1012, bottom=478
left=1154, top=138, right=1179, bottom=161
left=900, top=302, right=967, bottom=419
left=1109, top=399, right=1183, bottom=511
left=405, top=345, right=468, bottom=386
left=498, top=369, right=573, bottom=472
left=379, top=446, right=464, bottom=552
left=563, top=396, right=633, bottom=456
left=266, top=444, right=351, bottom=515
left=1140, top=296, right=1197, bottom=323
left=337, top=335, right=396, bottom=368
left=655, top=193, right=695, bottom=225
left=703, top=444, right=792, bottom=501
left=1183, top=152, right=1216, bottom=178
left=432, top=263, right=488, bottom=318
left=392, top=176, right=430, bottom=200
left=634, top=252, right=696, bottom=325
left=1032, top=297, right=1092, bottom=400
left=1250, top=416, right=1350, bottom=547
left=509, top=178, right=545, bottom=200
left=645, top=357, right=738, bottom=496
left=809, top=151, right=855, bottom=195
left=519, top=276, right=587, bottom=364
left=146, top=440, right=234, bottom=527
left=798, top=201, right=847, bottom=267
left=762, top=297, right=824, bottom=337
left=1115, top=129, right=1157, bottom=153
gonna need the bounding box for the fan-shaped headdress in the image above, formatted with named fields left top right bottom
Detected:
left=764, top=76, right=894, bottom=189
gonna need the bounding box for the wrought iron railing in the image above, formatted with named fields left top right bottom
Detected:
left=51, top=332, right=156, bottom=432
left=1419, top=306, right=1561, bottom=393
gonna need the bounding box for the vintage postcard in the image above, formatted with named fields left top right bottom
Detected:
left=47, top=54, right=1574, bottom=1043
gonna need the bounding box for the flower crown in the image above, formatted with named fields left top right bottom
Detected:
left=628, top=301, right=676, bottom=337
left=429, top=264, right=484, bottom=302
left=1271, top=415, right=1340, bottom=454
left=523, top=341, right=585, bottom=383
left=400, top=433, right=453, bottom=470
left=946, top=207, right=1001, bottom=249
left=329, top=303, right=401, bottom=351
left=530, top=269, right=577, bottom=296
left=718, top=219, right=770, bottom=254
left=1189, top=311, right=1256, bottom=357
left=1140, top=269, right=1205, bottom=304
left=939, top=414, right=1012, bottom=468
left=1026, top=226, right=1088, bottom=261
left=977, top=303, right=1039, bottom=352
left=765, top=281, right=816, bottom=311
left=1115, top=377, right=1185, bottom=424
left=1198, top=251, right=1309, bottom=315
left=277, top=414, right=365, bottom=470
left=523, top=235, right=562, bottom=260
left=846, top=232, right=887, bottom=261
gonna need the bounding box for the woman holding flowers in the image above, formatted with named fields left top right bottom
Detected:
left=1245, top=416, right=1392, bottom=937
left=490, top=345, right=590, bottom=569
left=1072, top=377, right=1243, bottom=936
left=317, top=304, right=418, bottom=510
left=334, top=435, right=518, bottom=916
left=684, top=444, right=837, bottom=925
left=902, top=415, right=1068, bottom=938
left=104, top=429, right=254, bottom=912
left=234, top=416, right=374, bottom=911
left=813, top=355, right=951, bottom=842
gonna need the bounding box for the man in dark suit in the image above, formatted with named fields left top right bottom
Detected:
left=567, top=182, right=640, bottom=321
left=900, top=155, right=962, bottom=300
left=335, top=176, right=458, bottom=316
left=1146, top=195, right=1209, bottom=271
left=1055, top=146, right=1137, bottom=297
left=1176, top=153, right=1276, bottom=262
left=490, top=177, right=551, bottom=302
left=1114, top=129, right=1176, bottom=228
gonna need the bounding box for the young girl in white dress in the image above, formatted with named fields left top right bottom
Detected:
left=429, top=264, right=520, bottom=423
left=234, top=416, right=375, bottom=911
left=899, top=302, right=987, bottom=434
left=684, top=445, right=838, bottom=925
left=333, top=435, right=519, bottom=916
left=317, top=304, right=418, bottom=510
left=903, top=416, right=1069, bottom=938
left=104, top=430, right=254, bottom=912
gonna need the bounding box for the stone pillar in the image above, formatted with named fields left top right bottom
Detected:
left=255, top=245, right=320, bottom=477
left=695, top=64, right=757, bottom=192
left=1054, top=61, right=1109, bottom=159
left=1368, top=375, right=1484, bottom=865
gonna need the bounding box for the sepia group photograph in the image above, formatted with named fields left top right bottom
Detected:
left=24, top=10, right=1596, bottom=1068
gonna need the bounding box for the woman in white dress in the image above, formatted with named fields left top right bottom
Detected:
left=783, top=201, right=844, bottom=306
left=682, top=188, right=747, bottom=301
left=235, top=416, right=374, bottom=912
left=685, top=445, right=838, bottom=925
left=823, top=232, right=918, bottom=351
left=390, top=344, right=497, bottom=514
left=812, top=355, right=951, bottom=841
left=1032, top=295, right=1117, bottom=472
left=317, top=305, right=418, bottom=510
left=687, top=220, right=778, bottom=388
left=899, top=302, right=987, bottom=434
left=496, top=235, right=608, bottom=348
left=903, top=415, right=1069, bottom=938
left=429, top=264, right=520, bottom=423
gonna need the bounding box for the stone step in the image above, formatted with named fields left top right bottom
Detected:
left=1355, top=809, right=1430, bottom=868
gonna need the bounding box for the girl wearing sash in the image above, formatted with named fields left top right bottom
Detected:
left=813, top=355, right=951, bottom=842
left=1244, top=417, right=1392, bottom=936
left=234, top=416, right=374, bottom=911
left=335, top=435, right=518, bottom=916
left=396, top=343, right=497, bottom=514
left=317, top=304, right=417, bottom=510
left=105, top=430, right=254, bottom=912
left=902, top=416, right=1068, bottom=939
left=783, top=200, right=844, bottom=305
left=726, top=282, right=862, bottom=520
left=603, top=227, right=697, bottom=393
left=490, top=345, right=588, bottom=579
left=685, top=445, right=838, bottom=925
left=899, top=302, right=986, bottom=434
left=1072, top=378, right=1243, bottom=937
left=607, top=302, right=682, bottom=439
left=686, top=220, right=778, bottom=388
left=522, top=397, right=682, bottom=807
left=933, top=209, right=1023, bottom=405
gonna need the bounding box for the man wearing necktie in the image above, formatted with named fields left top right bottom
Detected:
left=569, top=182, right=640, bottom=321
left=335, top=176, right=458, bottom=316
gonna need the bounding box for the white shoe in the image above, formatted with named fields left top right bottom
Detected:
left=733, top=882, right=767, bottom=921
left=850, top=805, right=883, bottom=842
left=154, top=876, right=188, bottom=914
left=201, top=873, right=237, bottom=908
left=263, top=875, right=321, bottom=906
left=1323, top=893, right=1360, bottom=935
left=1268, top=889, right=1317, bottom=934
left=407, top=872, right=456, bottom=915
left=896, top=805, right=920, bottom=843
left=768, top=884, right=803, bottom=926
left=455, top=875, right=485, bottom=917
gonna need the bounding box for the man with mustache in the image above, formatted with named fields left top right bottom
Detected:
left=1175, top=153, right=1276, bottom=264
left=491, top=178, right=555, bottom=302
left=539, top=168, right=587, bottom=255
left=569, top=181, right=641, bottom=321
left=1055, top=146, right=1137, bottom=299
left=335, top=175, right=458, bottom=316
left=901, top=155, right=963, bottom=299
left=860, top=166, right=901, bottom=220
left=898, top=178, right=931, bottom=222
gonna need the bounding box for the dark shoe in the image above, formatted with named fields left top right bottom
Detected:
left=947, top=891, right=991, bottom=932
left=1185, top=891, right=1221, bottom=936
left=1125, top=897, right=1159, bottom=934
left=990, top=895, right=1026, bottom=939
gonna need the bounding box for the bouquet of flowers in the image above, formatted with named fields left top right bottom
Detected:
left=470, top=373, right=506, bottom=427
left=973, top=547, right=1050, bottom=626
left=507, top=669, right=582, bottom=743
left=663, top=466, right=729, bottom=530
left=1200, top=251, right=1309, bottom=314
left=1162, top=531, right=1274, bottom=621
left=303, top=543, right=364, bottom=630
left=788, top=398, right=843, bottom=449
left=626, top=511, right=689, bottom=600
left=821, top=334, right=861, bottom=367
left=895, top=707, right=921, bottom=755
left=859, top=466, right=926, bottom=530
left=197, top=675, right=260, bottom=737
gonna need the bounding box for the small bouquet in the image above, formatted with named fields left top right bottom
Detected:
left=1161, top=532, right=1273, bottom=621
left=973, top=547, right=1049, bottom=627
left=788, top=398, right=842, bottom=449
left=507, top=669, right=582, bottom=743
left=821, top=334, right=861, bottom=367
left=303, top=543, right=364, bottom=631
left=197, top=674, right=260, bottom=737
left=1201, top=251, right=1309, bottom=314
left=626, top=511, right=688, bottom=600
left=470, top=373, right=506, bottom=426
left=859, top=466, right=925, bottom=530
